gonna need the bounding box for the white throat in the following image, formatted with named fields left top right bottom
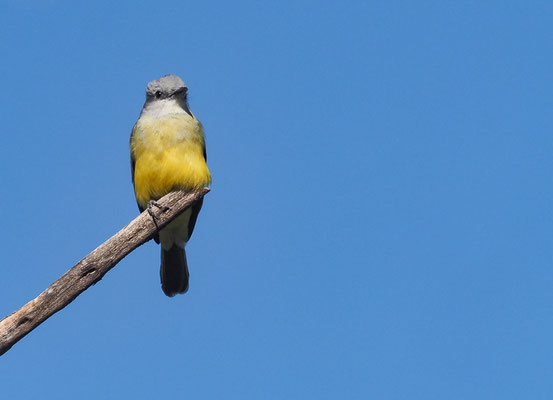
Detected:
left=140, top=98, right=192, bottom=119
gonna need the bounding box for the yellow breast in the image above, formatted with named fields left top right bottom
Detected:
left=131, top=115, right=211, bottom=208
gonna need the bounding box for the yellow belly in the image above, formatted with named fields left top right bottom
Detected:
left=131, top=115, right=211, bottom=208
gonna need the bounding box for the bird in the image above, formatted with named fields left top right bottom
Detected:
left=129, top=75, right=211, bottom=296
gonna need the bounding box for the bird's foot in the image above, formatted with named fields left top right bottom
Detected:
left=147, top=200, right=169, bottom=223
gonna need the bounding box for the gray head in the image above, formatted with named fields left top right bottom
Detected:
left=145, top=74, right=188, bottom=100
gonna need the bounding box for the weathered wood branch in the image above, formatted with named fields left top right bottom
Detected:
left=0, top=188, right=209, bottom=356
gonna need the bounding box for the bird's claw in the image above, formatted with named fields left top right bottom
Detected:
left=147, top=200, right=169, bottom=224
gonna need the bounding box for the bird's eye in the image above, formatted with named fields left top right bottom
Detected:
left=155, top=91, right=162, bottom=99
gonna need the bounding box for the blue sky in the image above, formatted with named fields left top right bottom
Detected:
left=1, top=1, right=552, bottom=398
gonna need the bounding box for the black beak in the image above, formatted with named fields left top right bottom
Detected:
left=182, top=101, right=193, bottom=118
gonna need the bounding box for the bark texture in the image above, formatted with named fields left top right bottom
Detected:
left=0, top=188, right=209, bottom=356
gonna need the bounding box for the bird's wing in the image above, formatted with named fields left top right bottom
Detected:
left=129, top=124, right=145, bottom=213
left=186, top=141, right=207, bottom=239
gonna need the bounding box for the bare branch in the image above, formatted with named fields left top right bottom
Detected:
left=0, top=188, right=210, bottom=356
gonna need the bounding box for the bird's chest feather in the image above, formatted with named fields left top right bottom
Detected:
left=131, top=115, right=210, bottom=206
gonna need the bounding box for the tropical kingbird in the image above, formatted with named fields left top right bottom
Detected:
left=130, top=75, right=211, bottom=296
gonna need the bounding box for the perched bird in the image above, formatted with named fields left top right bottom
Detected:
left=130, top=75, right=211, bottom=296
